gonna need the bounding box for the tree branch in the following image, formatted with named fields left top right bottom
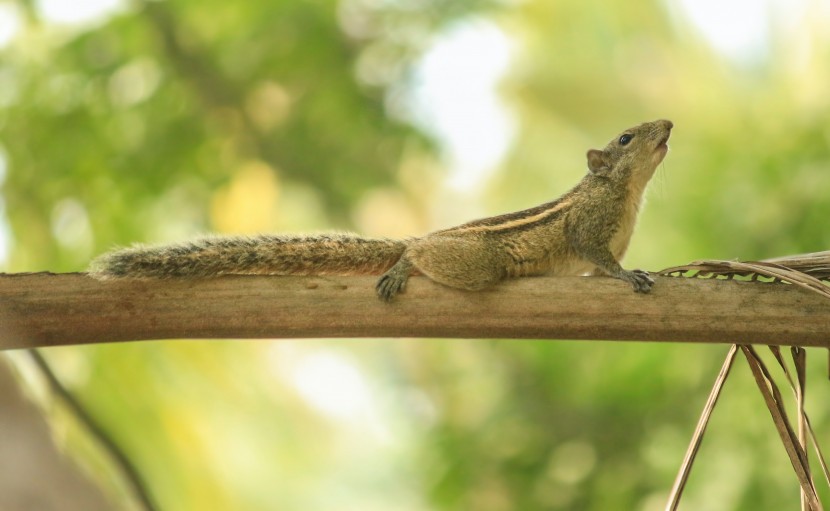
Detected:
left=0, top=273, right=828, bottom=350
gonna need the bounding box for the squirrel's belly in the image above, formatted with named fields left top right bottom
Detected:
left=508, top=255, right=594, bottom=278
left=547, top=257, right=595, bottom=277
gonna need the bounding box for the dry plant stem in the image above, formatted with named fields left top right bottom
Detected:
left=741, top=346, right=823, bottom=511
left=770, top=347, right=812, bottom=511
left=793, top=348, right=809, bottom=511
left=763, top=252, right=830, bottom=280
left=664, top=345, right=739, bottom=511
left=2, top=273, right=830, bottom=349
left=767, top=347, right=830, bottom=489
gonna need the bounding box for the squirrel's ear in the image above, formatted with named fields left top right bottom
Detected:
left=586, top=149, right=608, bottom=174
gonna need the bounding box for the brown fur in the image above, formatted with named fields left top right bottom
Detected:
left=89, top=234, right=407, bottom=278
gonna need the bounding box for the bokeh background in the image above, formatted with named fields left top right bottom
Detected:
left=1, top=0, right=830, bottom=509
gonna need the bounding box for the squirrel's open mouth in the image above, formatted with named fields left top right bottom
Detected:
left=656, top=134, right=670, bottom=149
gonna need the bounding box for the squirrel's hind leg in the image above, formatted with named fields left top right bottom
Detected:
left=376, top=237, right=507, bottom=301
left=406, top=237, right=506, bottom=292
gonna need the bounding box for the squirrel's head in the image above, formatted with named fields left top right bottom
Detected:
left=586, top=119, right=673, bottom=185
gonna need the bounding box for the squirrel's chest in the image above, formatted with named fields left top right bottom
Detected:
left=609, top=199, right=641, bottom=258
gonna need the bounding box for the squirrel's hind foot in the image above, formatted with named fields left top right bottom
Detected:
left=376, top=273, right=405, bottom=302
left=376, top=257, right=414, bottom=302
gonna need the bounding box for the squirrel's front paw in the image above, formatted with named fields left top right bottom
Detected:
left=624, top=269, right=654, bottom=293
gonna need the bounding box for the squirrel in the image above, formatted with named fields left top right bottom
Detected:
left=89, top=119, right=673, bottom=301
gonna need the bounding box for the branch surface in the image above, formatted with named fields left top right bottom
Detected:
left=1, top=273, right=828, bottom=350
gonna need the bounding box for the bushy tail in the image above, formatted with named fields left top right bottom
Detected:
left=88, top=233, right=407, bottom=279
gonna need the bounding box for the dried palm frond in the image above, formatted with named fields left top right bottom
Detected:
left=742, top=346, right=824, bottom=511
left=661, top=251, right=830, bottom=511
left=659, top=250, right=830, bottom=301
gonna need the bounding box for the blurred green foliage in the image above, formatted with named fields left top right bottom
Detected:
left=2, top=0, right=830, bottom=510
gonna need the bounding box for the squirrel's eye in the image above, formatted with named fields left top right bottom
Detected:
left=619, top=134, right=633, bottom=146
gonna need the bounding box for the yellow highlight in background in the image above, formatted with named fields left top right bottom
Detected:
left=210, top=160, right=280, bottom=234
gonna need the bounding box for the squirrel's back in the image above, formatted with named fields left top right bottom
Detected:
left=89, top=233, right=407, bottom=279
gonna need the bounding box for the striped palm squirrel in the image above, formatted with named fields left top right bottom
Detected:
left=90, top=119, right=673, bottom=301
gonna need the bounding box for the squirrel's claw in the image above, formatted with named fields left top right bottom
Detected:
left=626, top=269, right=654, bottom=293
left=376, top=257, right=413, bottom=302
left=376, top=273, right=406, bottom=302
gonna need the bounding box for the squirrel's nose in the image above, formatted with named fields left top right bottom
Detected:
left=662, top=119, right=674, bottom=130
